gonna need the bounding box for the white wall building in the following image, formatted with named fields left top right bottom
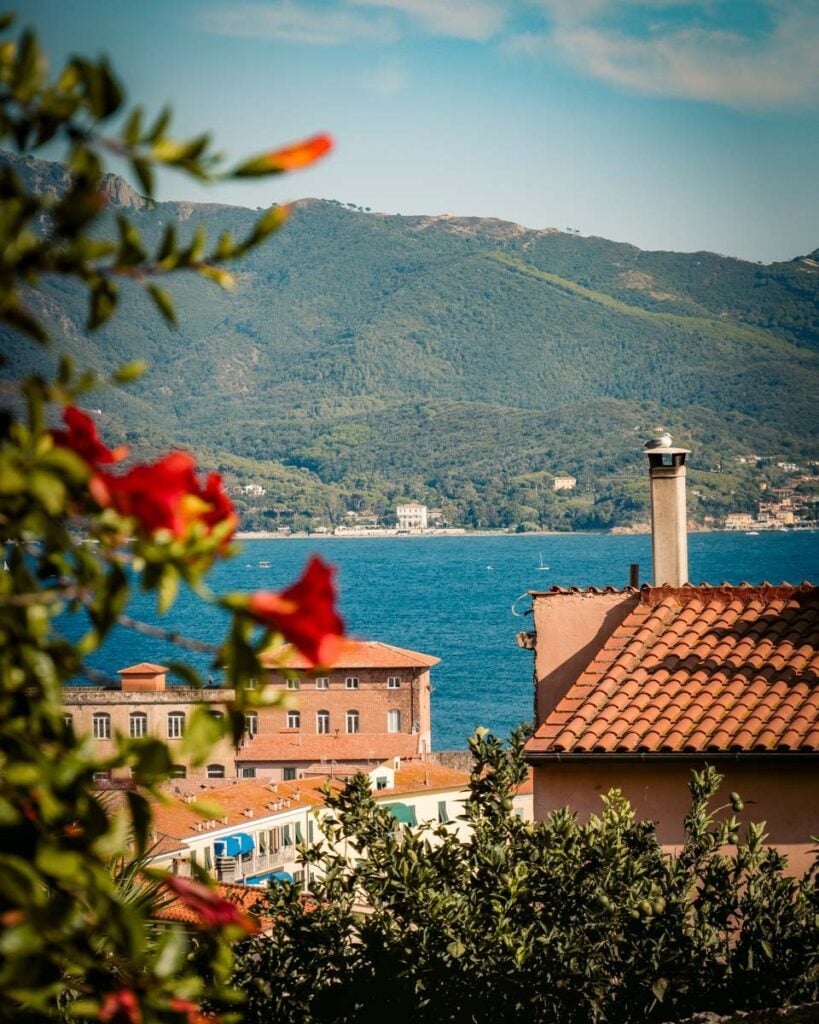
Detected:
left=396, top=502, right=428, bottom=531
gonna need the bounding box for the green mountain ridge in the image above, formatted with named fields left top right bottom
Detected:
left=2, top=152, right=817, bottom=531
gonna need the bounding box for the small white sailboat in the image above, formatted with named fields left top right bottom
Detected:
left=537, top=552, right=549, bottom=570
left=258, top=560, right=271, bottom=568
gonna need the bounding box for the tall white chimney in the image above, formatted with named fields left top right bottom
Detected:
left=643, top=433, right=690, bottom=586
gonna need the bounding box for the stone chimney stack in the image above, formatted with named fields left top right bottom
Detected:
left=643, top=432, right=690, bottom=587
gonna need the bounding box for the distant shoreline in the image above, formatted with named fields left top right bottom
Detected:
left=235, top=529, right=574, bottom=540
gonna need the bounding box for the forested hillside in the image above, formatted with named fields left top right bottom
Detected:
left=3, top=152, right=817, bottom=530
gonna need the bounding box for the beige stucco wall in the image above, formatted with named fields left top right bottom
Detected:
left=534, top=759, right=818, bottom=876
left=531, top=591, right=638, bottom=722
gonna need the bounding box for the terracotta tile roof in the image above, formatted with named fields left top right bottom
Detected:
left=153, top=881, right=271, bottom=929
left=261, top=639, right=440, bottom=671
left=375, top=764, right=470, bottom=795
left=118, top=662, right=168, bottom=673
left=236, top=732, right=422, bottom=763
left=526, top=584, right=819, bottom=757
left=151, top=777, right=331, bottom=841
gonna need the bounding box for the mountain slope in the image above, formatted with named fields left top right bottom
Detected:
left=2, top=152, right=817, bottom=530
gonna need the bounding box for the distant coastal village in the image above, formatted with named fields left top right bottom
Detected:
left=233, top=458, right=819, bottom=539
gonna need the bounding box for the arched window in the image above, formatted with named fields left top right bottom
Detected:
left=286, top=710, right=301, bottom=730
left=345, top=710, right=359, bottom=734
left=167, top=711, right=185, bottom=739
left=206, top=764, right=225, bottom=779
left=316, top=710, right=330, bottom=734
left=129, top=711, right=147, bottom=738
left=387, top=709, right=402, bottom=733
left=92, top=712, right=110, bottom=740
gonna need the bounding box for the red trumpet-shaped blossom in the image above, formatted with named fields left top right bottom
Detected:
left=247, top=554, right=345, bottom=667
left=51, top=406, right=128, bottom=466
left=164, top=876, right=258, bottom=934
left=263, top=133, right=332, bottom=171
left=99, top=989, right=141, bottom=1024
left=90, top=453, right=236, bottom=543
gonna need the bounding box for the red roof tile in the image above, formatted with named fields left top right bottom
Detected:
left=261, top=639, right=439, bottom=671
left=526, top=584, right=819, bottom=757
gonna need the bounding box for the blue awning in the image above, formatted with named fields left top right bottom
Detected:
left=245, top=870, right=293, bottom=886
left=215, top=832, right=254, bottom=857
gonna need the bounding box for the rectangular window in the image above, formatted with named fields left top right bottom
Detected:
left=282, top=824, right=292, bottom=847
left=286, top=678, right=300, bottom=690
left=293, top=869, right=304, bottom=885
left=438, top=801, right=450, bottom=824
left=283, top=767, right=296, bottom=781
left=315, top=676, right=329, bottom=690
left=295, top=821, right=303, bottom=843
left=241, top=767, right=256, bottom=779
left=308, top=819, right=315, bottom=843
left=190, top=850, right=198, bottom=867
left=92, top=714, right=110, bottom=740
left=204, top=847, right=213, bottom=870
left=269, top=827, right=281, bottom=852
left=346, top=710, right=359, bottom=734
left=387, top=676, right=401, bottom=689
left=286, top=710, right=300, bottom=730
left=345, top=676, right=359, bottom=690
left=245, top=678, right=257, bottom=689
left=245, top=712, right=258, bottom=737
left=387, top=709, right=402, bottom=733
left=129, top=714, right=147, bottom=738
left=167, top=713, right=185, bottom=739
left=376, top=776, right=388, bottom=791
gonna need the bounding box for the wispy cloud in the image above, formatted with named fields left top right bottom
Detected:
left=348, top=0, right=508, bottom=41
left=203, top=1, right=398, bottom=46
left=527, top=1, right=819, bottom=109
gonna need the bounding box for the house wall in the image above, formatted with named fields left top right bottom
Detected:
left=63, top=688, right=238, bottom=780
left=531, top=591, right=638, bottom=722
left=533, top=759, right=818, bottom=876
left=262, top=667, right=431, bottom=752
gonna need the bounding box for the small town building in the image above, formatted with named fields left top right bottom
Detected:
left=523, top=436, right=819, bottom=874
left=552, top=476, right=577, bottom=492
left=396, top=502, right=428, bottom=531
left=64, top=639, right=439, bottom=782
left=147, top=764, right=473, bottom=888
left=239, top=640, right=438, bottom=780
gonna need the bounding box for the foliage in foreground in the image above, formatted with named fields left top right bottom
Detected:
left=0, top=13, right=338, bottom=1022
left=234, top=732, right=818, bottom=1024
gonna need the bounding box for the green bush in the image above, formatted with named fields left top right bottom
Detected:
left=234, top=731, right=818, bottom=1024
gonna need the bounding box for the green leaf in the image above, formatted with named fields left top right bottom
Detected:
left=153, top=927, right=189, bottom=979
left=146, top=284, right=176, bottom=327
left=126, top=791, right=152, bottom=855
left=123, top=106, right=143, bottom=145
left=87, top=278, right=118, bottom=331
left=131, top=156, right=154, bottom=198
left=651, top=978, right=668, bottom=1003
left=112, top=359, right=149, bottom=383
left=157, top=564, right=179, bottom=613
left=147, top=105, right=171, bottom=142
left=181, top=705, right=224, bottom=765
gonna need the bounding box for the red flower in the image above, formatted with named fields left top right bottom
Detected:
left=247, top=555, right=345, bottom=667
left=51, top=406, right=128, bottom=467
left=99, top=989, right=141, bottom=1024
left=169, top=998, right=220, bottom=1024
left=90, top=454, right=236, bottom=544
left=263, top=133, right=332, bottom=171
left=165, top=876, right=258, bottom=934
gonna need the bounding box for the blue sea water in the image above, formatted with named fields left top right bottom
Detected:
left=64, top=532, right=819, bottom=750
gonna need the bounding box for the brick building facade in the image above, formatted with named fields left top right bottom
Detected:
left=63, top=641, right=438, bottom=783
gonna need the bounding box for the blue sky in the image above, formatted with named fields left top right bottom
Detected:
left=22, top=0, right=819, bottom=262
